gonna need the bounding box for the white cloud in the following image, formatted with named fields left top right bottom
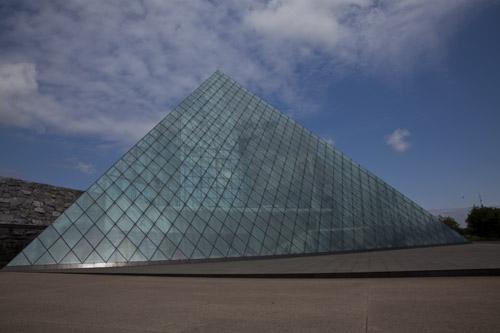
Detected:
left=324, top=137, right=336, bottom=147
left=0, top=0, right=485, bottom=143
left=385, top=128, right=411, bottom=153
left=246, top=0, right=349, bottom=49
left=75, top=161, right=96, bottom=175
left=55, top=158, right=97, bottom=175
left=0, top=62, right=157, bottom=143
left=245, top=0, right=479, bottom=71
left=0, top=63, right=37, bottom=94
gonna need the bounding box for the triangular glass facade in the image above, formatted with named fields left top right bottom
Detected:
left=7, top=71, right=465, bottom=269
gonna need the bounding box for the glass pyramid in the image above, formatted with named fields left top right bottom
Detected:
left=7, top=71, right=465, bottom=269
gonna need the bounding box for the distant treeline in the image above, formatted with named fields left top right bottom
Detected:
left=439, top=206, right=500, bottom=240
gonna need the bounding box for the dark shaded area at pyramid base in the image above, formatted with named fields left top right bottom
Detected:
left=3, top=240, right=470, bottom=272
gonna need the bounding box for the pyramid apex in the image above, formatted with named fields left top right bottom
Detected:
left=212, top=69, right=227, bottom=77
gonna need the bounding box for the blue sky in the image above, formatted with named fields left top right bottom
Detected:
left=0, top=0, right=499, bottom=211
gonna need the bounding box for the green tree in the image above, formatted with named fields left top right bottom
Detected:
left=438, top=215, right=463, bottom=235
left=466, top=206, right=500, bottom=239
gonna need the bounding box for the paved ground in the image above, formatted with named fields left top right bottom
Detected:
left=51, top=242, right=500, bottom=276
left=0, top=272, right=499, bottom=332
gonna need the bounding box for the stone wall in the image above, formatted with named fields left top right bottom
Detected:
left=0, top=177, right=83, bottom=226
left=0, top=177, right=82, bottom=267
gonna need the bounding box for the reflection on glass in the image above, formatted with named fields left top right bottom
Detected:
left=8, top=71, right=464, bottom=268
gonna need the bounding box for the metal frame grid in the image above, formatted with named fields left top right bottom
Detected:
left=7, top=71, right=465, bottom=269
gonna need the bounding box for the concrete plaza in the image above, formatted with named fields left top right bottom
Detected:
left=0, top=272, right=499, bottom=332
left=2, top=243, right=500, bottom=332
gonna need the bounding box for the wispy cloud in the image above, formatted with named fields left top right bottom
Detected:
left=0, top=0, right=484, bottom=144
left=74, top=161, right=96, bottom=175
left=55, top=158, right=96, bottom=175
left=0, top=63, right=37, bottom=94
left=385, top=128, right=411, bottom=153
left=324, top=137, right=336, bottom=147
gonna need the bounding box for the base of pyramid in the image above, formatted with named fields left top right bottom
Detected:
left=5, top=240, right=488, bottom=276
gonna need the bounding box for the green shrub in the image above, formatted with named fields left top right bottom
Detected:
left=466, top=206, right=500, bottom=239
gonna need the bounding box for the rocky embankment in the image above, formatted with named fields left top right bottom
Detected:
left=0, top=177, right=82, bottom=267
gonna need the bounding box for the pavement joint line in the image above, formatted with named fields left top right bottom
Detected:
left=10, top=267, right=500, bottom=279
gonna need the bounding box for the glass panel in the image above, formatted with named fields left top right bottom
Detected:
left=74, top=214, right=93, bottom=235
left=158, top=238, right=176, bottom=259
left=84, top=226, right=105, bottom=247
left=116, top=215, right=134, bottom=233
left=127, top=226, right=145, bottom=246
left=96, top=238, right=115, bottom=261
left=48, top=238, right=70, bottom=263
left=177, top=237, right=195, bottom=258
left=73, top=238, right=93, bottom=262
left=107, top=204, right=124, bottom=223
left=107, top=250, right=126, bottom=263
left=125, top=204, right=142, bottom=222
left=117, top=238, right=137, bottom=260
left=38, top=226, right=60, bottom=249
left=95, top=215, right=115, bottom=234
left=12, top=70, right=465, bottom=269
left=53, top=214, right=72, bottom=235
left=138, top=238, right=156, bottom=259
left=155, top=215, right=172, bottom=233
left=75, top=193, right=93, bottom=211
left=147, top=226, right=163, bottom=246
left=137, top=216, right=153, bottom=234
left=35, top=252, right=56, bottom=265
left=62, top=225, right=83, bottom=248
left=65, top=204, right=83, bottom=222
left=60, top=251, right=80, bottom=265
left=106, top=226, right=125, bottom=247
left=22, top=238, right=46, bottom=264
left=130, top=250, right=147, bottom=262
left=84, top=251, right=104, bottom=264
left=7, top=253, right=30, bottom=266
left=115, top=194, right=132, bottom=212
